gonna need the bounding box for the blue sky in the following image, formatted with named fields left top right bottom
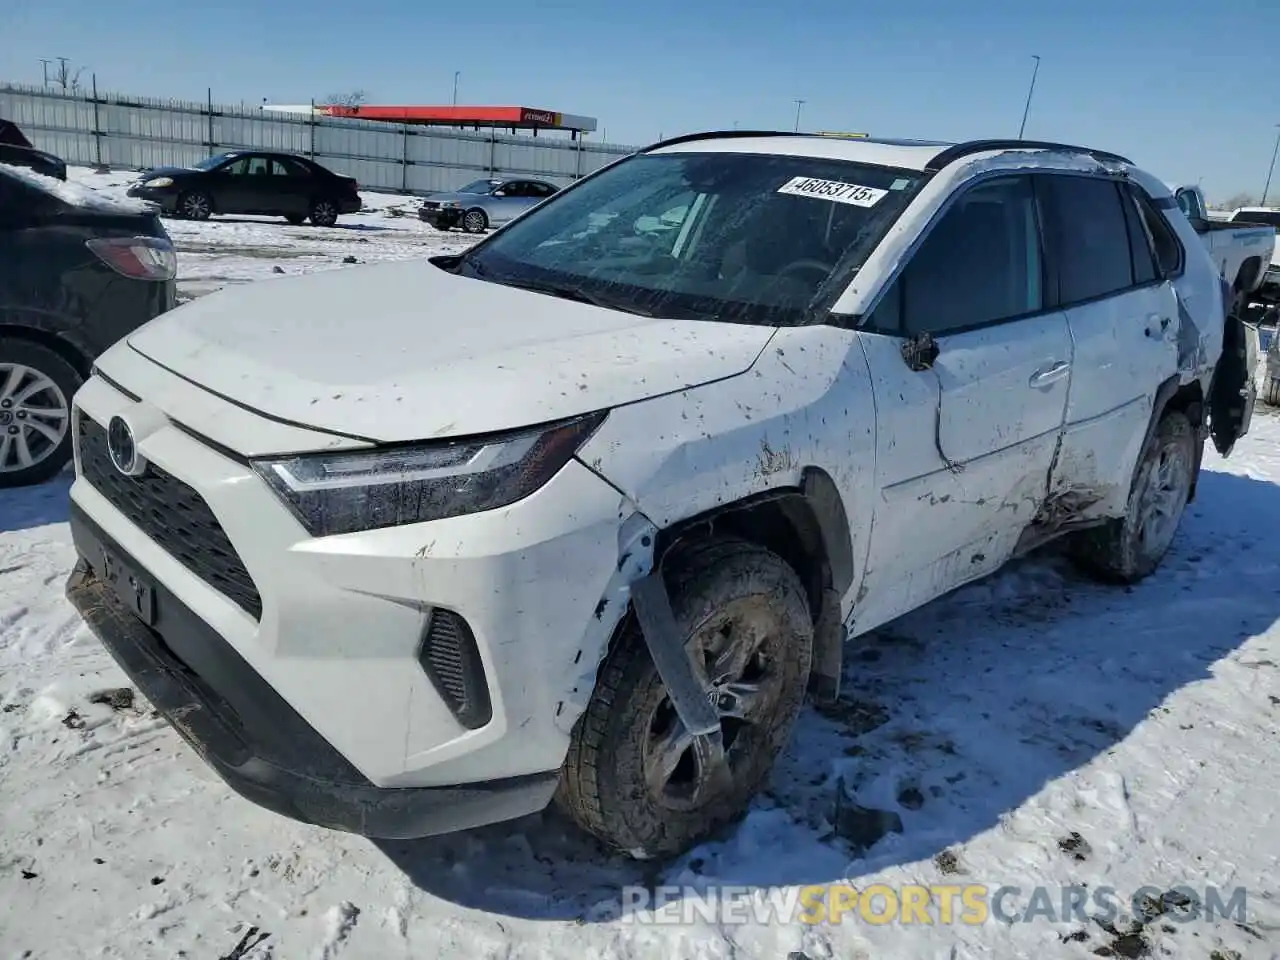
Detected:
left=4, top=0, right=1277, bottom=200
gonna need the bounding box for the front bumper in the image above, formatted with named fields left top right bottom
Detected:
left=339, top=197, right=363, bottom=214
left=419, top=207, right=462, bottom=229
left=126, top=184, right=180, bottom=213
left=65, top=504, right=558, bottom=838
left=67, top=363, right=639, bottom=825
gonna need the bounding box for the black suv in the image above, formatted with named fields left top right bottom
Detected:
left=0, top=164, right=177, bottom=487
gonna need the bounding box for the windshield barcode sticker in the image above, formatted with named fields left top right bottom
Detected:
left=776, top=176, right=888, bottom=207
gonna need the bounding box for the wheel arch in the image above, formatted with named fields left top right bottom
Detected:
left=649, top=466, right=854, bottom=702
left=0, top=320, right=94, bottom=379
left=1146, top=374, right=1206, bottom=501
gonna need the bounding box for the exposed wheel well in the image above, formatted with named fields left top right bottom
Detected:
left=0, top=324, right=92, bottom=379
left=654, top=491, right=831, bottom=615
left=1156, top=378, right=1206, bottom=500
left=648, top=470, right=853, bottom=703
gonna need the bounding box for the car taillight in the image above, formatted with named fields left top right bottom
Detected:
left=86, top=236, right=177, bottom=282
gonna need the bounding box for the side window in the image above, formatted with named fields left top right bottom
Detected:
left=1040, top=175, right=1134, bottom=304
left=1120, top=188, right=1158, bottom=285
left=221, top=157, right=249, bottom=176
left=277, top=157, right=312, bottom=178
left=530, top=182, right=555, bottom=198
left=1131, top=187, right=1184, bottom=277
left=246, top=156, right=272, bottom=176
left=868, top=176, right=1042, bottom=336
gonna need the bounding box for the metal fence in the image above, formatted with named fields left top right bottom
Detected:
left=0, top=81, right=640, bottom=195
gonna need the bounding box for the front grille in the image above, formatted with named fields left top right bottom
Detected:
left=77, top=414, right=263, bottom=620
left=422, top=201, right=440, bottom=209
left=419, top=608, right=491, bottom=729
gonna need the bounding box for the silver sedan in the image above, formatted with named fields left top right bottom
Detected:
left=418, top=178, right=560, bottom=233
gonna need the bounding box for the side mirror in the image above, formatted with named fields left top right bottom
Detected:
left=901, top=331, right=940, bottom=371
left=493, top=189, right=507, bottom=197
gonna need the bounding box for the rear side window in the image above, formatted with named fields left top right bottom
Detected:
left=1040, top=175, right=1133, bottom=305
left=1129, top=186, right=1183, bottom=278
left=1120, top=189, right=1158, bottom=285
left=869, top=175, right=1042, bottom=336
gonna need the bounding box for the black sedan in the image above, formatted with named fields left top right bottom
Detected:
left=0, top=163, right=177, bottom=487
left=127, top=151, right=362, bottom=226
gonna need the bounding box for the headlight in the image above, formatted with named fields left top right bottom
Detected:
left=442, top=200, right=462, bottom=209
left=251, top=411, right=606, bottom=537
left=143, top=177, right=175, bottom=188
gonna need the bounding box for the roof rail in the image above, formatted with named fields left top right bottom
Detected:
left=924, top=139, right=1132, bottom=171
left=638, top=130, right=807, bottom=152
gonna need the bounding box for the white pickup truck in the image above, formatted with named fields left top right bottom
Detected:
left=1171, top=183, right=1277, bottom=311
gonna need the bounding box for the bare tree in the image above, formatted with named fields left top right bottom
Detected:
left=1221, top=192, right=1259, bottom=210
left=52, top=57, right=85, bottom=94
left=324, top=90, right=368, bottom=107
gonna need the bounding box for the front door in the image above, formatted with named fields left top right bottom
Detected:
left=487, top=182, right=529, bottom=224
left=852, top=174, right=1073, bottom=634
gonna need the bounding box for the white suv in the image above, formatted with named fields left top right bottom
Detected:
left=66, top=134, right=1254, bottom=859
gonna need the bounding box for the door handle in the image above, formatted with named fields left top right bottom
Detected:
left=1029, top=361, right=1071, bottom=388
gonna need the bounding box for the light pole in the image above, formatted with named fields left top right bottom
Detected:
left=452, top=71, right=460, bottom=106
left=1262, top=124, right=1280, bottom=206
left=1017, top=55, right=1040, bottom=140
left=793, top=99, right=806, bottom=133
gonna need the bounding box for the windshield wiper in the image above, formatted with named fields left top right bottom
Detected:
left=499, top=278, right=654, bottom=317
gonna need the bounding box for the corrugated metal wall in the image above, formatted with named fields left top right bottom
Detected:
left=0, top=82, right=639, bottom=195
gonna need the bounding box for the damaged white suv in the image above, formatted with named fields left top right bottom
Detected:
left=66, top=133, right=1254, bottom=859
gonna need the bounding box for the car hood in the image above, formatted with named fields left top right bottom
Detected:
left=422, top=191, right=485, bottom=204
left=125, top=259, right=776, bottom=444
left=135, top=165, right=195, bottom=180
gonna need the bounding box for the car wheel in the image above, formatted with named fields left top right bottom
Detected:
left=558, top=537, right=813, bottom=859
left=309, top=199, right=339, bottom=227
left=1069, top=410, right=1197, bottom=583
left=0, top=338, right=82, bottom=489
left=462, top=209, right=488, bottom=234
left=284, top=213, right=306, bottom=225
left=178, top=190, right=212, bottom=221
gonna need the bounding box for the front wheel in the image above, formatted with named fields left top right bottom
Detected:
left=558, top=537, right=813, bottom=859
left=1069, top=410, right=1197, bottom=583
left=178, top=190, right=212, bottom=221
left=0, top=339, right=82, bottom=489
left=462, top=208, right=488, bottom=234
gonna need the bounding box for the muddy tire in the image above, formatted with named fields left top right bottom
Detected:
left=1069, top=411, right=1197, bottom=584
left=558, top=537, right=813, bottom=859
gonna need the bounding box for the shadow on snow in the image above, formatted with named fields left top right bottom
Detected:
left=0, top=471, right=72, bottom=534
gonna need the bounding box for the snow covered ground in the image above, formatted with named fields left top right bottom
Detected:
left=63, top=165, right=480, bottom=300
left=2, top=168, right=1279, bottom=959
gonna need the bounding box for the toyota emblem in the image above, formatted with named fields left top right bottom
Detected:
left=107, top=415, right=143, bottom=476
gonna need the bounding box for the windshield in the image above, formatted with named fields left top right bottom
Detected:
left=461, top=152, right=922, bottom=326
left=457, top=178, right=498, bottom=194
left=194, top=152, right=238, bottom=170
